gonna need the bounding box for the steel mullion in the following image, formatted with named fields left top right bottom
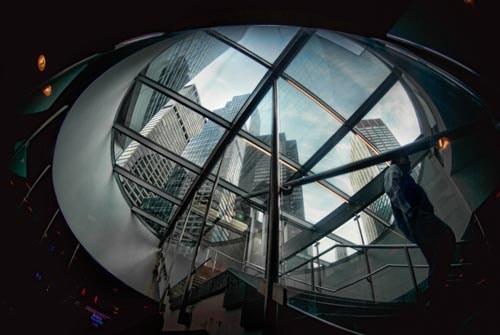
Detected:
left=203, top=171, right=267, bottom=211
left=284, top=120, right=481, bottom=189
left=114, top=165, right=183, bottom=206
left=280, top=211, right=353, bottom=246
left=206, top=29, right=273, bottom=69
left=160, top=29, right=315, bottom=247
left=288, top=71, right=399, bottom=180
left=239, top=129, right=352, bottom=203
left=283, top=149, right=429, bottom=260
left=132, top=206, right=170, bottom=228
left=113, top=123, right=202, bottom=174
left=137, top=74, right=232, bottom=130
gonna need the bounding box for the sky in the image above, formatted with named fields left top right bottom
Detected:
left=150, top=26, right=422, bottom=256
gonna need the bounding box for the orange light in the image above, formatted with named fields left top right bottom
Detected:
left=42, top=85, right=52, bottom=97
left=437, top=137, right=450, bottom=150
left=37, top=54, right=47, bottom=72
left=464, top=0, right=474, bottom=6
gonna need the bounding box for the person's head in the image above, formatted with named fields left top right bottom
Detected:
left=391, top=154, right=411, bottom=173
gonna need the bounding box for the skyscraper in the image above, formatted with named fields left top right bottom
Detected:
left=238, top=130, right=307, bottom=264
left=171, top=94, right=251, bottom=245
left=116, top=85, right=206, bottom=234
left=349, top=118, right=400, bottom=244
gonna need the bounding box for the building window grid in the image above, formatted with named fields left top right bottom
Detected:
left=115, top=30, right=404, bottom=243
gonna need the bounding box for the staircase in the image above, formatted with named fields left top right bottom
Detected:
left=169, top=260, right=222, bottom=300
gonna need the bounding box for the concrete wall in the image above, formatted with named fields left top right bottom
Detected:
left=52, top=34, right=187, bottom=299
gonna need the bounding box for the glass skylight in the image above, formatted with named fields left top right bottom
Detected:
left=113, top=25, right=422, bottom=250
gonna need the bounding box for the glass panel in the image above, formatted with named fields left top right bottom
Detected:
left=220, top=135, right=271, bottom=196
left=117, top=175, right=177, bottom=234
left=115, top=82, right=214, bottom=166
left=247, top=206, right=267, bottom=269
left=282, top=218, right=306, bottom=244
left=207, top=186, right=250, bottom=237
left=145, top=30, right=267, bottom=120
left=134, top=211, right=167, bottom=238
left=313, top=131, right=382, bottom=196
left=171, top=209, right=205, bottom=245
left=366, top=247, right=426, bottom=303
left=295, top=181, right=345, bottom=224
left=356, top=81, right=421, bottom=147
left=363, top=195, right=393, bottom=240
left=243, top=88, right=272, bottom=146
left=214, top=25, right=299, bottom=63
left=285, top=31, right=390, bottom=119
left=181, top=119, right=226, bottom=168
left=115, top=135, right=198, bottom=200
left=278, top=78, right=342, bottom=164
left=283, top=248, right=315, bottom=274
left=316, top=237, right=358, bottom=264
left=332, top=216, right=364, bottom=245
left=313, top=131, right=358, bottom=174
left=22, top=63, right=88, bottom=114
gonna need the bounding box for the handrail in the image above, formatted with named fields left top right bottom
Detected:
left=170, top=257, right=213, bottom=291
left=284, top=263, right=427, bottom=296
left=282, top=240, right=471, bottom=277
left=174, top=241, right=473, bottom=305
left=286, top=304, right=365, bottom=335
left=282, top=243, right=419, bottom=277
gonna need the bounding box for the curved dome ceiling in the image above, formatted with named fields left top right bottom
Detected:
left=112, top=25, right=422, bottom=261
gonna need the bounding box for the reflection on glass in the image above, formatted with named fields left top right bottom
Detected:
left=361, top=195, right=393, bottom=244
left=285, top=31, right=390, bottom=119
left=115, top=135, right=197, bottom=201
left=221, top=135, right=270, bottom=196
left=117, top=175, right=177, bottom=235
left=145, top=30, right=267, bottom=120
left=278, top=78, right=342, bottom=164
left=214, top=25, right=299, bottom=63
left=313, top=131, right=380, bottom=196
left=116, top=83, right=209, bottom=162
left=313, top=131, right=357, bottom=174
left=356, top=81, right=421, bottom=147
left=243, top=88, right=272, bottom=145
left=172, top=210, right=204, bottom=245
left=247, top=206, right=267, bottom=268
left=171, top=179, right=214, bottom=243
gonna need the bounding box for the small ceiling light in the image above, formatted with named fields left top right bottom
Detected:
left=42, top=84, right=52, bottom=97
left=437, top=137, right=450, bottom=150
left=464, top=0, right=474, bottom=5
left=37, top=54, right=47, bottom=72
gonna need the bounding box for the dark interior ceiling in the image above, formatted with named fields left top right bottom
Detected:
left=1, top=0, right=496, bottom=169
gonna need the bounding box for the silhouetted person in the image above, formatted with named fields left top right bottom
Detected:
left=384, top=154, right=456, bottom=330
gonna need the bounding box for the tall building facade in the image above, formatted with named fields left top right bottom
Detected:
left=349, top=118, right=400, bottom=244
left=116, top=85, right=206, bottom=234
left=138, top=30, right=246, bottom=129
left=171, top=94, right=251, bottom=245
left=239, top=130, right=307, bottom=265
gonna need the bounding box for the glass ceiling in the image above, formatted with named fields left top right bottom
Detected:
left=113, top=25, right=423, bottom=264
